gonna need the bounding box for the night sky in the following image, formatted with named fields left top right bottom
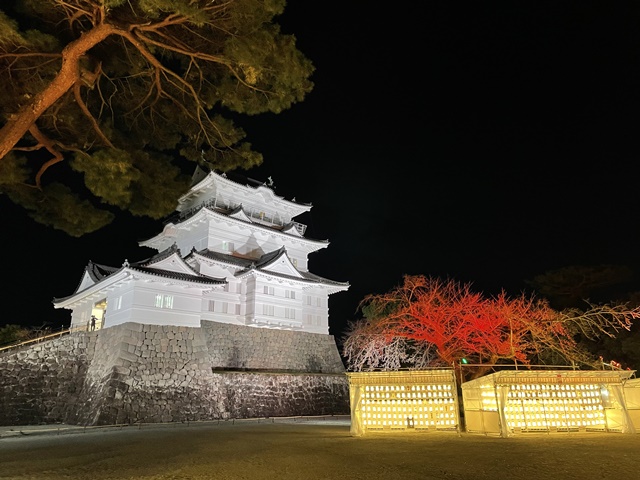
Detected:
left=3, top=2, right=640, bottom=341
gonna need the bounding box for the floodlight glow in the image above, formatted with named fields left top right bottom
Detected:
left=347, top=370, right=460, bottom=434
left=501, top=382, right=607, bottom=431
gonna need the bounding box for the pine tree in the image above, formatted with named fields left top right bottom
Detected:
left=0, top=0, right=314, bottom=236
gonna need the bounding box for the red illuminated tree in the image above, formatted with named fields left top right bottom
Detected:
left=342, top=275, right=640, bottom=377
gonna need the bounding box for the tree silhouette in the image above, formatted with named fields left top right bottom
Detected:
left=525, top=264, right=634, bottom=309
left=526, top=264, right=640, bottom=369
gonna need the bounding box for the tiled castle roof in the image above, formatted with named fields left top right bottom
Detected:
left=193, top=246, right=349, bottom=289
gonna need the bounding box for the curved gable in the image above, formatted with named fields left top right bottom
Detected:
left=281, top=222, right=304, bottom=237
left=227, top=205, right=253, bottom=223
left=256, top=248, right=305, bottom=278
left=134, top=246, right=199, bottom=276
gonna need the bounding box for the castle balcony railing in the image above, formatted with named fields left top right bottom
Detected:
left=180, top=198, right=307, bottom=236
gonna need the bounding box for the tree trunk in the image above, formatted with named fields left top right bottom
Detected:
left=0, top=24, right=115, bottom=161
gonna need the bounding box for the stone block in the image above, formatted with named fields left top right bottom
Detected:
left=112, top=365, right=132, bottom=375
left=118, top=350, right=140, bottom=363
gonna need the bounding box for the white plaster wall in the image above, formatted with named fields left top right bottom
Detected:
left=205, top=222, right=265, bottom=259
left=69, top=304, right=93, bottom=331
left=202, top=219, right=312, bottom=269
left=250, top=277, right=304, bottom=329
left=102, top=283, right=203, bottom=328
left=66, top=274, right=331, bottom=334
left=100, top=283, right=135, bottom=328
left=243, top=276, right=256, bottom=320
left=301, top=287, right=330, bottom=334
left=200, top=282, right=243, bottom=325
left=285, top=244, right=312, bottom=271
left=174, top=221, right=209, bottom=254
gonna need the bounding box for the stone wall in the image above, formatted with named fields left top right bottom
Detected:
left=0, top=334, right=94, bottom=425
left=0, top=322, right=349, bottom=426
left=201, top=321, right=346, bottom=372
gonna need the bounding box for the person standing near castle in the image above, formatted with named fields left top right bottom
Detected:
left=90, top=315, right=97, bottom=331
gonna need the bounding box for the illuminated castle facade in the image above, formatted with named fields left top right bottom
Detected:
left=54, top=168, right=349, bottom=334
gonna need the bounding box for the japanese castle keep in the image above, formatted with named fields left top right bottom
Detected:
left=54, top=167, right=349, bottom=335
left=0, top=168, right=350, bottom=426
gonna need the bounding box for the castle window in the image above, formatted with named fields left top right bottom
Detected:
left=263, top=304, right=274, bottom=316
left=285, top=308, right=295, bottom=319
left=208, top=300, right=215, bottom=312
left=155, top=294, right=174, bottom=309
left=285, top=290, right=296, bottom=299
left=263, top=286, right=274, bottom=295
left=222, top=241, right=234, bottom=252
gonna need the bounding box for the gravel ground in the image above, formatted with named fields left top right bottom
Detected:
left=0, top=418, right=639, bottom=480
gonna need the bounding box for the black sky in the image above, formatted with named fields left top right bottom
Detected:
left=3, top=2, right=640, bottom=340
